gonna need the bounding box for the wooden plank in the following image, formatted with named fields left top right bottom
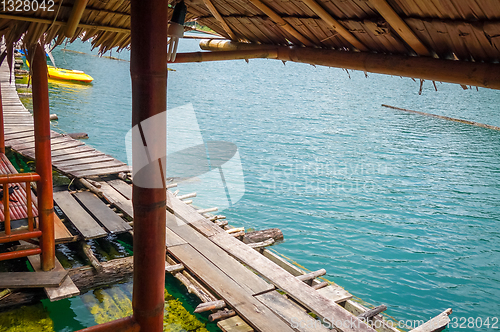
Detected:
left=409, top=309, right=452, bottom=332
left=51, top=151, right=106, bottom=162
left=317, top=285, right=352, bottom=303
left=209, top=232, right=376, bottom=332
left=0, top=271, right=68, bottom=288
left=167, top=191, right=224, bottom=237
left=54, top=212, right=78, bottom=244
left=58, top=160, right=127, bottom=173
left=168, top=212, right=274, bottom=294
left=218, top=316, right=254, bottom=332
left=256, top=291, right=330, bottom=332
left=73, top=191, right=132, bottom=234
left=55, top=156, right=116, bottom=167
left=53, top=191, right=107, bottom=240
left=27, top=255, right=80, bottom=301
left=166, top=228, right=187, bottom=247
left=98, top=181, right=134, bottom=218
left=343, top=300, right=399, bottom=332
left=107, top=179, right=132, bottom=200
left=70, top=165, right=131, bottom=178
left=168, top=244, right=296, bottom=332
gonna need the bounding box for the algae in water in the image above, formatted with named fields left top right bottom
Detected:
left=0, top=304, right=54, bottom=332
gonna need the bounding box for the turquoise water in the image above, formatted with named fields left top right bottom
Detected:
left=39, top=37, right=500, bottom=331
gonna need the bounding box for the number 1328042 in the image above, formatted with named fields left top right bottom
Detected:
left=2, top=0, right=54, bottom=12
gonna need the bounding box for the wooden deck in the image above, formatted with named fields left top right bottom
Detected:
left=0, top=61, right=130, bottom=179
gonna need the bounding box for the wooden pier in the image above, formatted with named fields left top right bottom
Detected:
left=0, top=60, right=452, bottom=332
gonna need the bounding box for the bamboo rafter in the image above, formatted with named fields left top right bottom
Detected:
left=246, top=0, right=313, bottom=46
left=369, top=0, right=430, bottom=56
left=202, top=0, right=237, bottom=40
left=301, top=0, right=367, bottom=51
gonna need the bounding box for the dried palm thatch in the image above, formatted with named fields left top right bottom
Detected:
left=0, top=0, right=499, bottom=64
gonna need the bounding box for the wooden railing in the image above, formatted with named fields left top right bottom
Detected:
left=0, top=173, right=42, bottom=261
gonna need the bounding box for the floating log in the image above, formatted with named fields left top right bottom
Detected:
left=230, top=231, right=245, bottom=238
left=296, top=269, right=326, bottom=282
left=194, top=299, right=226, bottom=313
left=166, top=183, right=177, bottom=189
left=382, top=104, right=500, bottom=131
left=209, top=309, right=236, bottom=322
left=226, top=227, right=245, bottom=235
left=81, top=241, right=103, bottom=273
left=357, top=304, right=388, bottom=321
left=177, top=192, right=197, bottom=200
left=67, top=133, right=89, bottom=139
left=197, top=207, right=218, bottom=214
left=49, top=114, right=58, bottom=121
left=242, top=228, right=283, bottom=244
left=208, top=215, right=226, bottom=221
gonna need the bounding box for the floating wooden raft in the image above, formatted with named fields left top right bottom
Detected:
left=0, top=61, right=130, bottom=179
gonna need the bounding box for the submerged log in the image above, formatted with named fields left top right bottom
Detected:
left=81, top=241, right=103, bottom=273
left=242, top=228, right=283, bottom=244
left=357, top=304, right=387, bottom=321
left=209, top=309, right=236, bottom=322
left=67, top=132, right=89, bottom=139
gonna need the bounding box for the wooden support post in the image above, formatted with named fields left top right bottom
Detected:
left=295, top=269, right=326, bottom=282
left=301, top=0, right=368, bottom=51
left=369, top=0, right=430, bottom=56
left=65, top=0, right=89, bottom=38
left=209, top=309, right=236, bottom=322
left=357, top=304, right=387, bottom=320
left=0, top=84, right=4, bottom=154
left=202, top=0, right=237, bottom=40
left=246, top=0, right=313, bottom=46
left=131, top=0, right=168, bottom=330
left=31, top=43, right=55, bottom=271
left=81, top=241, right=103, bottom=273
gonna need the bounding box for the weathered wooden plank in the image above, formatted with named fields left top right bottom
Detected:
left=166, top=228, right=187, bottom=247
left=256, top=291, right=330, bottom=332
left=54, top=212, right=78, bottom=244
left=27, top=255, right=80, bottom=301
left=107, top=179, right=132, bottom=200
left=53, top=191, right=107, bottom=240
left=343, top=300, right=400, bottom=332
left=70, top=165, right=131, bottom=178
left=168, top=244, right=296, bottom=332
left=51, top=151, right=106, bottom=162
left=167, top=191, right=224, bottom=237
left=168, top=212, right=274, bottom=294
left=98, top=181, right=134, bottom=218
left=55, top=156, right=116, bottom=167
left=58, top=160, right=127, bottom=173
left=210, top=233, right=376, bottom=332
left=317, top=285, right=352, bottom=304
left=0, top=271, right=68, bottom=288
left=409, top=309, right=452, bottom=332
left=218, top=316, right=254, bottom=332
left=73, top=191, right=132, bottom=234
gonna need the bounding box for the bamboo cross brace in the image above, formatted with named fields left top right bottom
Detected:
left=202, top=0, right=237, bottom=40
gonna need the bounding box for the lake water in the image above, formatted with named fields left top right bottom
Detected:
left=13, top=35, right=500, bottom=331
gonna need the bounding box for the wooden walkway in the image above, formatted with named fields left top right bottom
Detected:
left=0, top=61, right=130, bottom=179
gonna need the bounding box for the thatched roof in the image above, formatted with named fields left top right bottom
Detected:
left=1, top=0, right=500, bottom=62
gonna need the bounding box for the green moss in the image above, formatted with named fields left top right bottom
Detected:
left=164, top=290, right=209, bottom=332
left=0, top=304, right=54, bottom=332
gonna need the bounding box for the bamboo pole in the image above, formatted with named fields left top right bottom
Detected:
left=0, top=14, right=129, bottom=34
left=202, top=0, right=237, bottom=40
left=185, top=42, right=500, bottom=90
left=0, top=84, right=4, bottom=154
left=246, top=0, right=313, bottom=46
left=301, top=0, right=367, bottom=51
left=369, top=0, right=430, bottom=56
left=65, top=0, right=90, bottom=38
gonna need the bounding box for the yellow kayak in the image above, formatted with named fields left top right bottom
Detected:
left=26, top=60, right=94, bottom=83
left=47, top=65, right=94, bottom=83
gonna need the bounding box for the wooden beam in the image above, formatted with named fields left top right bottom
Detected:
left=369, top=0, right=430, bottom=56
left=0, top=13, right=129, bottom=34
left=173, top=49, right=278, bottom=62
left=246, top=0, right=313, bottom=46
left=301, top=0, right=368, bottom=51
left=201, top=0, right=237, bottom=40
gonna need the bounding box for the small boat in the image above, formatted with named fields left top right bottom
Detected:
left=26, top=60, right=94, bottom=83
left=47, top=65, right=94, bottom=83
